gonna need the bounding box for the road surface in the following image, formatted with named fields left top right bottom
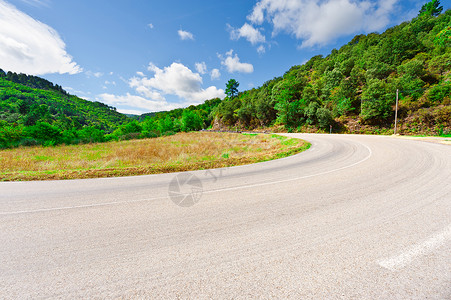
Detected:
left=0, top=134, right=450, bottom=299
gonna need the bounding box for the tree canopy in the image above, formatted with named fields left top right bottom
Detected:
left=225, top=79, right=239, bottom=99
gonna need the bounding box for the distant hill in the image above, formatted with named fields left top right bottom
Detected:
left=0, top=70, right=129, bottom=129
left=127, top=111, right=160, bottom=121
left=0, top=70, right=130, bottom=147
left=0, top=69, right=67, bottom=94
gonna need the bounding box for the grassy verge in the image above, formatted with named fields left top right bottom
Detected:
left=0, top=132, right=310, bottom=181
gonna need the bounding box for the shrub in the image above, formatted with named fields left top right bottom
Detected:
left=316, top=108, right=333, bottom=129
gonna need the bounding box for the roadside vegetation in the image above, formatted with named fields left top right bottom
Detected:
left=0, top=132, right=310, bottom=181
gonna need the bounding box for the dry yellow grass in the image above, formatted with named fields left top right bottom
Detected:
left=0, top=132, right=310, bottom=181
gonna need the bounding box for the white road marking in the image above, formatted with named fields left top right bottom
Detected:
left=378, top=224, right=451, bottom=271
left=0, top=196, right=169, bottom=216
left=205, top=142, right=372, bottom=194
left=0, top=141, right=372, bottom=216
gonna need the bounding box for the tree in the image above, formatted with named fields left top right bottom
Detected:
left=360, top=79, right=393, bottom=121
left=26, top=122, right=62, bottom=144
left=157, top=116, right=174, bottom=134
left=181, top=110, right=203, bottom=132
left=225, top=79, right=239, bottom=99
left=316, top=108, right=333, bottom=129
left=419, top=0, right=443, bottom=17
left=78, top=127, right=106, bottom=143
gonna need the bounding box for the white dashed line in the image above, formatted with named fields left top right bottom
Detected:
left=378, top=224, right=451, bottom=271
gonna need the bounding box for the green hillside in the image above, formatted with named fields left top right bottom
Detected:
left=0, top=70, right=129, bottom=148
left=213, top=7, right=450, bottom=135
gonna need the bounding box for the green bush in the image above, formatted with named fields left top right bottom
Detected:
left=25, top=122, right=62, bottom=144
left=316, top=108, right=333, bottom=129
left=427, top=83, right=451, bottom=103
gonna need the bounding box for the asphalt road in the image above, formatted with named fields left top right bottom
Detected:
left=0, top=134, right=450, bottom=299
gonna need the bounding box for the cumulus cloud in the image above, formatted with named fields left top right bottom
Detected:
left=246, top=0, right=399, bottom=48
left=129, top=62, right=225, bottom=104
left=228, top=23, right=266, bottom=45
left=195, top=62, right=207, bottom=74
left=132, top=84, right=165, bottom=101
left=211, top=68, right=221, bottom=80
left=98, top=63, right=226, bottom=113
left=97, top=93, right=180, bottom=114
left=0, top=0, right=82, bottom=75
left=178, top=29, right=194, bottom=41
left=219, top=50, right=254, bottom=74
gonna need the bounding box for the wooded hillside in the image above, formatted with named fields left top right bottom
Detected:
left=213, top=8, right=450, bottom=135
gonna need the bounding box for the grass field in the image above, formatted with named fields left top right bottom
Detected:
left=0, top=132, right=310, bottom=181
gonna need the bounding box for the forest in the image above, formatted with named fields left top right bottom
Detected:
left=213, top=5, right=450, bottom=134
left=0, top=3, right=450, bottom=149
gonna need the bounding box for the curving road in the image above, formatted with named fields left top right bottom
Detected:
left=0, top=134, right=450, bottom=299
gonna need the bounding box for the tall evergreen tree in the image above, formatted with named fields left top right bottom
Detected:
left=225, top=79, right=239, bottom=99
left=419, top=0, right=443, bottom=17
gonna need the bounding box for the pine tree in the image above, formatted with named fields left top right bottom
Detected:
left=419, top=0, right=443, bottom=17
left=225, top=79, right=239, bottom=99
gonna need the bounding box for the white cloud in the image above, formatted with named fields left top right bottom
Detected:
left=219, top=50, right=254, bottom=74
left=132, top=85, right=165, bottom=101
left=117, top=109, right=149, bottom=116
left=178, top=29, right=194, bottom=41
left=0, top=0, right=82, bottom=75
left=257, top=45, right=266, bottom=54
left=195, top=62, right=207, bottom=74
left=64, top=86, right=90, bottom=96
left=19, top=0, right=50, bottom=7
left=247, top=0, right=399, bottom=48
left=211, top=68, right=221, bottom=80
left=136, top=71, right=145, bottom=77
left=148, top=23, right=154, bottom=29
left=86, top=70, right=103, bottom=78
left=97, top=93, right=180, bottom=114
left=130, top=62, right=225, bottom=103
left=229, top=23, right=266, bottom=45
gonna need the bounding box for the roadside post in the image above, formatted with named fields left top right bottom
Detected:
left=394, top=89, right=399, bottom=135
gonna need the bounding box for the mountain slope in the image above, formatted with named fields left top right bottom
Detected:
left=0, top=71, right=129, bottom=147
left=213, top=8, right=450, bottom=135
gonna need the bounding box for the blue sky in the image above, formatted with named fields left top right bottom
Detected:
left=0, top=0, right=448, bottom=114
